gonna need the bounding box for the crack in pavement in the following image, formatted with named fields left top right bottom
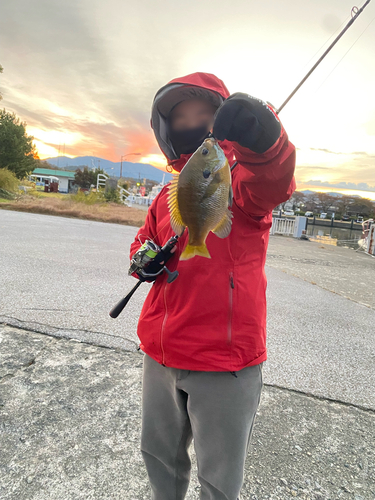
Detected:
left=263, top=383, right=375, bottom=415
left=1, top=322, right=373, bottom=414
left=0, top=317, right=140, bottom=351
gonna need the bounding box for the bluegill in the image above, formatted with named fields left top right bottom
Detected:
left=168, top=138, right=233, bottom=260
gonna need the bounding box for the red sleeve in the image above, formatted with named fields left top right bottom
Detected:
left=129, top=201, right=158, bottom=278
left=231, top=125, right=296, bottom=217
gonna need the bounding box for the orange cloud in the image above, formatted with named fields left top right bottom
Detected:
left=33, top=123, right=164, bottom=165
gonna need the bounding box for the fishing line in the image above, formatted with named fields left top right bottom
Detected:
left=313, top=13, right=375, bottom=94
left=137, top=218, right=176, bottom=249
left=299, top=14, right=352, bottom=72
left=277, top=0, right=372, bottom=113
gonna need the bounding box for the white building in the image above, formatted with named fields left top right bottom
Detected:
left=31, top=168, right=76, bottom=193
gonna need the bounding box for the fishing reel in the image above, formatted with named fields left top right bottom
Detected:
left=109, top=235, right=180, bottom=318
left=128, top=236, right=179, bottom=283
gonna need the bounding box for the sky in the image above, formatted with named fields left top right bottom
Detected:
left=1, top=0, right=375, bottom=198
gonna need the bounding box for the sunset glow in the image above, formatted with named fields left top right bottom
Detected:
left=140, top=154, right=168, bottom=170
left=1, top=0, right=374, bottom=197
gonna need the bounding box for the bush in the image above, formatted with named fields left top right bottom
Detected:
left=0, top=168, right=19, bottom=192
left=69, top=190, right=105, bottom=205
left=104, top=188, right=120, bottom=203
left=0, top=187, right=16, bottom=200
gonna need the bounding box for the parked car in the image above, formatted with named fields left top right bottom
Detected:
left=283, top=210, right=295, bottom=216
left=320, top=213, right=327, bottom=219
left=356, top=216, right=364, bottom=223
left=304, top=211, right=314, bottom=217
left=341, top=214, right=350, bottom=221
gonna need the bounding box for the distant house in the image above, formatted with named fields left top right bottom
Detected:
left=31, top=168, right=76, bottom=193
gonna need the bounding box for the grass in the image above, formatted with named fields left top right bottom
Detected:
left=27, top=189, right=69, bottom=199
left=0, top=192, right=147, bottom=227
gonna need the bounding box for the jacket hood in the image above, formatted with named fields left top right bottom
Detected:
left=151, top=72, right=230, bottom=166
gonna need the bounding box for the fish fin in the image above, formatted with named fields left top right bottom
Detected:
left=212, top=209, right=233, bottom=239
left=167, top=175, right=185, bottom=235
left=180, top=243, right=211, bottom=260
left=228, top=185, right=233, bottom=207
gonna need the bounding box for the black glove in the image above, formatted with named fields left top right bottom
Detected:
left=136, top=250, right=167, bottom=282
left=213, top=93, right=281, bottom=154
left=136, top=237, right=178, bottom=282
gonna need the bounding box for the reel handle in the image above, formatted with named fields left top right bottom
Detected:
left=163, top=266, right=179, bottom=283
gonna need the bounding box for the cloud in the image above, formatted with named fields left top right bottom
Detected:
left=303, top=180, right=375, bottom=192
left=309, top=147, right=346, bottom=155
left=1, top=0, right=375, bottom=173
left=309, top=148, right=375, bottom=158
left=0, top=0, right=184, bottom=162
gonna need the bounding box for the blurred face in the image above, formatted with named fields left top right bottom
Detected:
left=169, top=98, right=216, bottom=131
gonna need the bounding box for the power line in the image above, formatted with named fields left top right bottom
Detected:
left=313, top=14, right=375, bottom=94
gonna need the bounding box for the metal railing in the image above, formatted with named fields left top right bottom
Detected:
left=271, top=217, right=296, bottom=236
left=96, top=173, right=109, bottom=190
left=365, top=223, right=375, bottom=256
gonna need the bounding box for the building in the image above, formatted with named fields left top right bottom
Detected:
left=31, top=168, right=76, bottom=193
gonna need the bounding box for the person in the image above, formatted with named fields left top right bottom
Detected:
left=129, top=72, right=296, bottom=500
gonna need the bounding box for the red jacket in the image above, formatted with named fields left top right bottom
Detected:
left=130, top=73, right=296, bottom=371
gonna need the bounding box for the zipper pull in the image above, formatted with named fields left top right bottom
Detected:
left=230, top=275, right=234, bottom=289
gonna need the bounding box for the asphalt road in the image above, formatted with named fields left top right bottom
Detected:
left=1, top=210, right=374, bottom=409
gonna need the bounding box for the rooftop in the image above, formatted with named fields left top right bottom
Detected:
left=32, top=168, right=76, bottom=179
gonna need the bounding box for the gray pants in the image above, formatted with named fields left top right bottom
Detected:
left=141, top=353, right=263, bottom=500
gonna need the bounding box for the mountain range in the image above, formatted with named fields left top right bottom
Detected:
left=300, top=190, right=360, bottom=198
left=43, top=156, right=172, bottom=183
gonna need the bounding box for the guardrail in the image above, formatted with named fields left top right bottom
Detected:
left=271, top=216, right=306, bottom=238
left=271, top=218, right=295, bottom=236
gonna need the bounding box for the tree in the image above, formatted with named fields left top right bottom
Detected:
left=74, top=166, right=95, bottom=189
left=304, top=192, right=320, bottom=212
left=0, top=109, right=39, bottom=178
left=315, top=192, right=336, bottom=213
left=290, top=191, right=306, bottom=210
left=0, top=64, right=3, bottom=101
left=349, top=198, right=375, bottom=217
left=335, top=195, right=356, bottom=215
left=276, top=197, right=292, bottom=211
left=74, top=166, right=105, bottom=189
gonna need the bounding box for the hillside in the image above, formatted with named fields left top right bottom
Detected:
left=43, top=156, right=172, bottom=183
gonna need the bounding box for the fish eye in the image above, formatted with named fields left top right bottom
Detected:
left=203, top=169, right=210, bottom=179
left=202, top=148, right=209, bottom=156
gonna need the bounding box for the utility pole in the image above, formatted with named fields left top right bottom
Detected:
left=120, top=152, right=141, bottom=178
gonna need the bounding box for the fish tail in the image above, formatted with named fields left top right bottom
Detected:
left=180, top=243, right=211, bottom=260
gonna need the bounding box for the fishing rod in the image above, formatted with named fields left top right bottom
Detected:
left=109, top=234, right=180, bottom=318
left=277, top=0, right=372, bottom=114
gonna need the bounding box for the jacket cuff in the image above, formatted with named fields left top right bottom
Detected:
left=232, top=125, right=287, bottom=165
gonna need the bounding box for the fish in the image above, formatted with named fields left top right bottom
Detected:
left=168, top=137, right=233, bottom=260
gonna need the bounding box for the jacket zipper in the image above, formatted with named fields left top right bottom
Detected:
left=160, top=281, right=168, bottom=365
left=228, top=272, right=234, bottom=345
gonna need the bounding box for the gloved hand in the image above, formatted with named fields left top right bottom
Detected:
left=136, top=245, right=177, bottom=282
left=213, top=93, right=281, bottom=154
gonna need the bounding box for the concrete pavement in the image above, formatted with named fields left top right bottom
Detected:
left=1, top=209, right=375, bottom=499
left=1, top=209, right=374, bottom=409
left=1, top=324, right=374, bottom=500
